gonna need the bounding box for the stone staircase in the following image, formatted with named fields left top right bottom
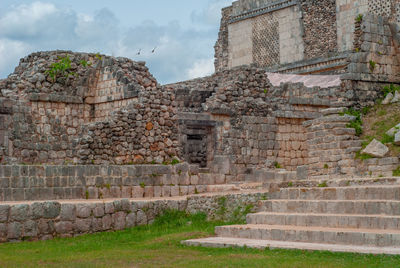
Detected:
left=183, top=177, right=400, bottom=254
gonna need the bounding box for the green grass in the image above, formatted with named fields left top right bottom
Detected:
left=394, top=166, right=400, bottom=177
left=0, top=211, right=399, bottom=268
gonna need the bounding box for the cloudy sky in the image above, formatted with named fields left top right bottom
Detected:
left=0, top=0, right=233, bottom=84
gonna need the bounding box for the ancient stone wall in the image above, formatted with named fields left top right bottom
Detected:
left=344, top=13, right=400, bottom=84
left=301, top=0, right=338, bottom=59
left=79, top=87, right=179, bottom=165
left=0, top=163, right=247, bottom=202
left=0, top=192, right=265, bottom=242
left=215, top=7, right=233, bottom=72
left=0, top=51, right=178, bottom=165
left=336, top=0, right=369, bottom=52
left=227, top=3, right=303, bottom=69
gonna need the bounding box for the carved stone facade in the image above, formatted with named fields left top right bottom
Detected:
left=215, top=0, right=399, bottom=77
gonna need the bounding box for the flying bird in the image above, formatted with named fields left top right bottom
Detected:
left=151, top=47, right=157, bottom=53
left=136, top=49, right=142, bottom=55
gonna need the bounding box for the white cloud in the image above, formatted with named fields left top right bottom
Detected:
left=187, top=58, right=214, bottom=79
left=191, top=0, right=233, bottom=25
left=0, top=1, right=222, bottom=84
left=0, top=39, right=31, bottom=76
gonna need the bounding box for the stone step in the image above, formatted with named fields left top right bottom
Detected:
left=214, top=224, right=400, bottom=247
left=275, top=177, right=400, bottom=189
left=238, top=182, right=265, bottom=190
left=270, top=185, right=400, bottom=200
left=258, top=200, right=400, bottom=215
left=246, top=212, right=400, bottom=229
left=182, top=237, right=400, bottom=255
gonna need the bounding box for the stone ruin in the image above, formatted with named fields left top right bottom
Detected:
left=0, top=0, right=399, bottom=253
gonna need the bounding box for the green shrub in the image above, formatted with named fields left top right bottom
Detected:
left=45, top=55, right=74, bottom=83
left=355, top=14, right=363, bottom=23
left=342, top=108, right=364, bottom=136
left=171, top=158, right=180, bottom=165
left=318, top=181, right=328, bottom=188
left=383, top=84, right=400, bottom=98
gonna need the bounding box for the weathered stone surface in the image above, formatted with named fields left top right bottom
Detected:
left=0, top=205, right=9, bottom=222
left=43, top=202, right=61, bottom=219
left=24, top=220, right=38, bottom=237
left=386, top=123, right=400, bottom=136
left=10, top=205, right=30, bottom=221
left=60, top=204, right=76, bottom=221
left=391, top=91, right=400, bottom=103
left=361, top=139, right=389, bottom=158
left=76, top=204, right=92, bottom=218
left=126, top=213, right=136, bottom=228
left=112, top=211, right=126, bottom=230
left=7, top=222, right=22, bottom=239
left=75, top=218, right=92, bottom=232
left=55, top=221, right=73, bottom=234
left=382, top=93, right=393, bottom=104
left=395, top=132, right=400, bottom=146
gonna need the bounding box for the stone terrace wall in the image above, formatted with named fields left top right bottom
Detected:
left=0, top=192, right=266, bottom=243
left=300, top=0, right=338, bottom=59
left=303, top=108, right=361, bottom=177
left=0, top=163, right=243, bottom=202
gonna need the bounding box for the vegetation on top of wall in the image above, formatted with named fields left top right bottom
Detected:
left=45, top=55, right=75, bottom=83
left=355, top=14, right=363, bottom=23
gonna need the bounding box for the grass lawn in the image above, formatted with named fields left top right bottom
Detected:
left=0, top=211, right=399, bottom=268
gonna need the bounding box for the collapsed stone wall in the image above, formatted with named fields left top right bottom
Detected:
left=0, top=51, right=179, bottom=165
left=0, top=192, right=265, bottom=243
left=214, top=7, right=232, bottom=72
left=300, top=0, right=338, bottom=59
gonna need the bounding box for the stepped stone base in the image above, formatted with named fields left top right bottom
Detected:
left=183, top=178, right=400, bottom=255
left=183, top=237, right=400, bottom=255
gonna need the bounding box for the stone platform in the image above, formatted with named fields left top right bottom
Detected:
left=182, top=177, right=400, bottom=255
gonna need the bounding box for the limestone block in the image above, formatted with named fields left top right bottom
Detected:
left=7, top=222, right=22, bottom=239
left=60, top=204, right=76, bottom=221
left=0, top=205, right=9, bottom=222
left=395, top=132, right=400, bottom=146
left=136, top=210, right=147, bottom=225
left=391, top=91, right=400, bottom=103
left=112, top=211, right=126, bottom=230
left=126, top=212, right=136, bottom=228
left=10, top=204, right=30, bottom=221
left=361, top=139, right=389, bottom=158
left=93, top=204, right=105, bottom=218
left=43, top=202, right=61, bottom=219
left=76, top=204, right=92, bottom=218
left=382, top=93, right=393, bottom=104
left=75, top=218, right=92, bottom=232
left=55, top=221, right=73, bottom=234
left=386, top=123, right=400, bottom=136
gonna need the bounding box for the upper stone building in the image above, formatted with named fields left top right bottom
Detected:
left=215, top=0, right=400, bottom=76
